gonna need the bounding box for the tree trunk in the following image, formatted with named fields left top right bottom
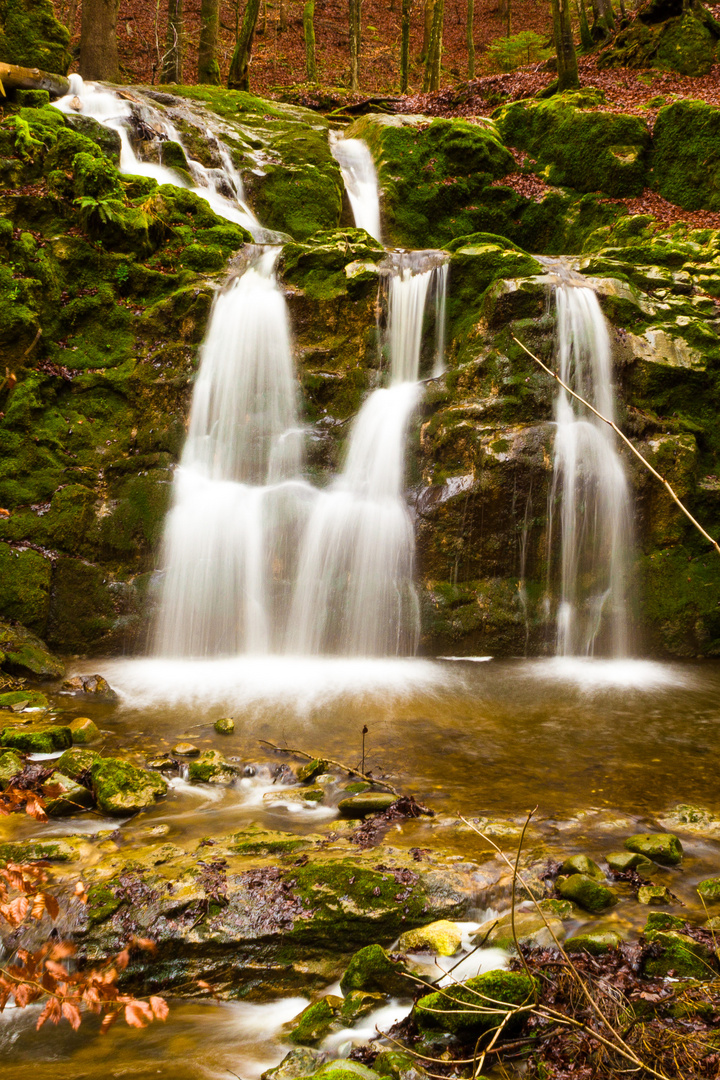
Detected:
left=279, top=0, right=287, bottom=31
left=467, top=0, right=475, bottom=78
left=0, top=61, right=70, bottom=98
left=400, top=0, right=411, bottom=91
left=420, top=0, right=432, bottom=61
left=551, top=0, right=579, bottom=90
left=228, top=0, right=262, bottom=90
left=161, top=0, right=183, bottom=84
left=349, top=0, right=361, bottom=91
left=198, top=0, right=220, bottom=83
left=79, top=0, right=121, bottom=82
left=500, top=0, right=511, bottom=37
left=577, top=0, right=593, bottom=49
left=590, top=0, right=615, bottom=39
left=423, top=0, right=444, bottom=92
left=304, top=0, right=317, bottom=82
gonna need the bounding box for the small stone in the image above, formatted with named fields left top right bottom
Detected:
left=638, top=885, right=672, bottom=906
left=69, top=717, right=100, bottom=744
left=560, top=854, right=604, bottom=880
left=173, top=742, right=200, bottom=757
left=606, top=851, right=655, bottom=874
left=148, top=756, right=176, bottom=770
left=297, top=758, right=329, bottom=783
left=624, top=832, right=683, bottom=866
left=0, top=749, right=24, bottom=789
left=214, top=717, right=234, bottom=734
left=565, top=932, right=622, bottom=954
left=558, top=873, right=618, bottom=913
left=340, top=989, right=386, bottom=1024
left=337, top=792, right=397, bottom=817
left=398, top=919, right=463, bottom=956
left=188, top=750, right=239, bottom=784
left=697, top=877, right=720, bottom=901
left=41, top=771, right=94, bottom=816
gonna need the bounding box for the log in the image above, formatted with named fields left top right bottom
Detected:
left=0, top=62, right=70, bottom=99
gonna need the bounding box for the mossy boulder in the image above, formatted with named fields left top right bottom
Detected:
left=187, top=750, right=239, bottom=784
left=338, top=793, right=397, bottom=817
left=287, top=996, right=342, bottom=1045
left=645, top=911, right=685, bottom=934
left=0, top=723, right=70, bottom=753
left=414, top=969, right=536, bottom=1037
left=68, top=717, right=100, bottom=744
left=339, top=944, right=413, bottom=997
left=557, top=873, right=618, bottom=913
left=652, top=100, right=720, bottom=212
left=0, top=688, right=48, bottom=710
left=496, top=93, right=650, bottom=197
left=0, top=619, right=63, bottom=680
left=565, top=932, right=622, bottom=954
left=249, top=127, right=343, bottom=241
left=598, top=1, right=720, bottom=77
left=0, top=0, right=71, bottom=74
left=90, top=758, right=168, bottom=815
left=55, top=746, right=101, bottom=783
left=606, top=851, right=655, bottom=874
left=41, top=769, right=94, bottom=816
left=0, top=748, right=23, bottom=787
left=397, top=919, right=462, bottom=956
left=697, top=878, right=720, bottom=901
left=624, top=832, right=683, bottom=866
left=642, top=930, right=715, bottom=979
left=345, top=114, right=515, bottom=249
left=559, top=854, right=605, bottom=880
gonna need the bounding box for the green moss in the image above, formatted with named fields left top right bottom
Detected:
left=565, top=932, right=622, bottom=954
left=55, top=746, right=101, bottom=783
left=652, top=100, right=720, bottom=212
left=0, top=724, right=71, bottom=753
left=0, top=543, right=51, bottom=632
left=252, top=129, right=343, bottom=240
left=697, top=878, right=720, bottom=901
left=287, top=997, right=340, bottom=1045
left=414, top=969, right=536, bottom=1037
left=187, top=750, right=239, bottom=784
left=86, top=880, right=124, bottom=924
left=496, top=93, right=650, bottom=198
left=339, top=944, right=412, bottom=997
left=0, top=0, right=71, bottom=74
left=0, top=689, right=48, bottom=709
left=642, top=930, right=715, bottom=979
left=559, top=854, right=604, bottom=879
left=598, top=6, right=720, bottom=77
left=624, top=832, right=683, bottom=866
left=90, top=757, right=168, bottom=816
left=557, top=873, right=618, bottom=912
left=0, top=748, right=23, bottom=788
left=0, top=837, right=77, bottom=862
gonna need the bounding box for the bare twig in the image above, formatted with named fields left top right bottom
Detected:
left=513, top=334, right=720, bottom=557
left=258, top=739, right=401, bottom=796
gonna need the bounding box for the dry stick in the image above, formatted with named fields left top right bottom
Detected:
left=512, top=334, right=720, bottom=558
left=257, top=739, right=402, bottom=797
left=459, top=815, right=672, bottom=1080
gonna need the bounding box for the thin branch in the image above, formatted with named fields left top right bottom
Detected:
left=513, top=334, right=720, bottom=557
left=258, top=739, right=401, bottom=797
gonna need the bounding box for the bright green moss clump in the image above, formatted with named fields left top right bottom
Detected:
left=0, top=724, right=71, bottom=753
left=90, top=758, right=168, bottom=816
left=652, top=100, right=720, bottom=212
left=496, top=92, right=650, bottom=198
left=414, top=969, right=536, bottom=1037
left=0, top=0, right=71, bottom=74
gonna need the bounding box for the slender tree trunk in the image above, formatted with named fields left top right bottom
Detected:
left=65, top=0, right=78, bottom=37
left=228, top=0, right=262, bottom=89
left=423, top=0, right=444, bottom=92
left=400, top=0, right=411, bottom=91
left=161, top=0, right=183, bottom=84
left=279, top=0, right=287, bottom=31
left=421, top=0, right=432, bottom=61
left=590, top=0, right=615, bottom=39
left=349, top=0, right=361, bottom=91
left=304, top=0, right=317, bottom=82
left=577, top=0, right=593, bottom=49
left=507, top=0, right=512, bottom=37
left=467, top=0, right=475, bottom=78
left=551, top=0, right=579, bottom=90
left=80, top=0, right=121, bottom=82
left=198, top=0, right=220, bottom=83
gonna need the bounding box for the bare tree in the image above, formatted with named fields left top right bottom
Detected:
left=400, top=0, right=412, bottom=90
left=160, top=0, right=183, bottom=84
left=304, top=0, right=317, bottom=82
left=551, top=0, right=579, bottom=90
left=198, top=0, right=221, bottom=83
left=467, top=0, right=475, bottom=78
left=349, top=0, right=362, bottom=91
left=423, top=0, right=444, bottom=91
left=80, top=0, right=121, bottom=81
left=228, top=0, right=262, bottom=90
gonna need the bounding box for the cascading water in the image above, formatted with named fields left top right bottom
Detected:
left=329, top=134, right=382, bottom=243
left=548, top=282, right=633, bottom=658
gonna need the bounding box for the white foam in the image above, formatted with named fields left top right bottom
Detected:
left=524, top=656, right=688, bottom=690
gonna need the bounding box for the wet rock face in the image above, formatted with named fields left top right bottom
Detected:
left=0, top=0, right=71, bottom=75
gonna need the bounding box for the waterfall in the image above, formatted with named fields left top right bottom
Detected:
left=153, top=250, right=311, bottom=657
left=329, top=135, right=382, bottom=243
left=549, top=284, right=633, bottom=657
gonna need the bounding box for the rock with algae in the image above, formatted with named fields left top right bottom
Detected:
left=90, top=757, right=168, bottom=815
left=397, top=919, right=462, bottom=956
left=414, top=969, right=536, bottom=1038
left=624, top=832, right=683, bottom=866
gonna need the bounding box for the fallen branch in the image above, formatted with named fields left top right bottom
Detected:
left=0, top=62, right=70, bottom=99
left=513, top=334, right=720, bottom=557
left=258, top=739, right=402, bottom=797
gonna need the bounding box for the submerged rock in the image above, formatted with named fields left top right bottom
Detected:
left=624, top=832, right=683, bottom=866
left=559, top=854, right=604, bottom=880
left=606, top=851, right=655, bottom=874
left=337, top=792, right=397, bottom=817
left=339, top=944, right=413, bottom=997
left=397, top=919, right=462, bottom=956
left=414, top=969, right=536, bottom=1037
left=90, top=757, right=168, bottom=815
left=69, top=716, right=100, bottom=744
left=214, top=717, right=234, bottom=734
left=557, top=873, right=618, bottom=913
left=638, top=885, right=672, bottom=905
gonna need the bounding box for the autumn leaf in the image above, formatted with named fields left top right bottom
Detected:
left=124, top=1000, right=153, bottom=1028
left=150, top=996, right=169, bottom=1021
left=61, top=1002, right=82, bottom=1030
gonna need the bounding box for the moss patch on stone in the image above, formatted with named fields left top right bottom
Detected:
left=90, top=757, right=168, bottom=816
left=414, top=969, right=536, bottom=1038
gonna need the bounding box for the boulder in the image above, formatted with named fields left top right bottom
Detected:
left=90, top=757, right=168, bottom=815
left=61, top=674, right=117, bottom=700
left=397, top=919, right=462, bottom=956
left=0, top=619, right=63, bottom=679
left=624, top=832, right=683, bottom=866
left=557, top=873, right=618, bottom=913
left=339, top=944, right=413, bottom=997
left=338, top=793, right=397, bottom=817
left=55, top=746, right=101, bottom=782
left=414, top=969, right=536, bottom=1038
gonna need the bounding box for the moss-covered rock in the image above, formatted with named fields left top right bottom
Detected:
left=0, top=619, right=63, bottom=680
left=339, top=944, right=413, bottom=997
left=187, top=750, right=240, bottom=784
left=338, top=792, right=397, bottom=817
left=697, top=878, right=720, bottom=901
left=90, top=757, right=168, bottom=815
left=55, top=745, right=101, bottom=783
left=373, top=1051, right=429, bottom=1080
left=0, top=747, right=23, bottom=787
left=340, top=989, right=386, bottom=1024
left=0, top=0, right=71, bottom=74
left=624, top=832, right=683, bottom=866
left=297, top=757, right=330, bottom=783
left=472, top=909, right=563, bottom=951
left=414, top=969, right=536, bottom=1038
left=0, top=836, right=79, bottom=861
left=496, top=93, right=650, bottom=198
left=0, top=722, right=70, bottom=752
left=557, top=873, right=618, bottom=913
left=0, top=688, right=48, bottom=709
left=41, top=769, right=94, bottom=815
left=226, top=826, right=316, bottom=857
left=262, top=1048, right=325, bottom=1080
left=0, top=543, right=51, bottom=631
left=68, top=716, right=100, bottom=744
left=642, top=930, right=715, bottom=979
left=565, top=932, right=622, bottom=954
left=598, top=1, right=720, bottom=77
left=214, top=716, right=234, bottom=735
left=638, top=885, right=672, bottom=905
left=652, top=100, right=720, bottom=212
left=645, top=911, right=686, bottom=934
left=559, top=854, right=605, bottom=880
left=397, top=919, right=462, bottom=956
left=606, top=851, right=655, bottom=874
left=287, top=995, right=342, bottom=1045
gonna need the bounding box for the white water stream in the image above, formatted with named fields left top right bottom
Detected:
left=329, top=134, right=382, bottom=242
left=549, top=283, right=633, bottom=657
